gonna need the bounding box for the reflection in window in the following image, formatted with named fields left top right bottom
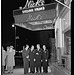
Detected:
left=64, top=30, right=71, bottom=55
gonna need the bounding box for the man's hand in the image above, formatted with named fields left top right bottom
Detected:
left=26, top=55, right=29, bottom=58
left=45, top=59, right=47, bottom=61
left=34, top=59, right=36, bottom=61
left=29, top=59, right=30, bottom=61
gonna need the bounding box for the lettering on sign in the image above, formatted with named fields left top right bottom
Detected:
left=22, top=9, right=34, bottom=13
left=34, top=7, right=45, bottom=11
left=35, top=0, right=45, bottom=7
left=26, top=14, right=42, bottom=21
left=23, top=0, right=45, bottom=9
left=22, top=6, right=45, bottom=14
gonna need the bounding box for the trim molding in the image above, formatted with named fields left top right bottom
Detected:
left=62, top=26, right=71, bottom=33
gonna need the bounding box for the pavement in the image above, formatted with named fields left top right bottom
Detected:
left=3, top=68, right=53, bottom=75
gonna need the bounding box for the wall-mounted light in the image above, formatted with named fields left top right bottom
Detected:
left=12, top=24, right=15, bottom=27
left=19, top=7, right=22, bottom=9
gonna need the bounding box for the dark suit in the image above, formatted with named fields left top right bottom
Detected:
left=22, top=49, right=29, bottom=74
left=35, top=49, right=42, bottom=72
left=29, top=49, right=35, bottom=73
left=42, top=49, right=48, bottom=73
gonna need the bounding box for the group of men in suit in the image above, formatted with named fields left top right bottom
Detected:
left=22, top=44, right=49, bottom=74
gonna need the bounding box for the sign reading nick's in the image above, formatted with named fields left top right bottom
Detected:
left=22, top=0, right=45, bottom=13
left=13, top=0, right=57, bottom=30
left=13, top=0, right=45, bottom=15
left=13, top=0, right=57, bottom=24
left=13, top=0, right=56, bottom=16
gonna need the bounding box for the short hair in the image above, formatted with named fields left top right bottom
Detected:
left=31, top=45, right=34, bottom=48
left=7, top=46, right=9, bottom=49
left=31, top=45, right=34, bottom=47
left=43, top=44, right=45, bottom=46
left=37, top=44, right=40, bottom=46
left=10, top=46, right=14, bottom=48
left=43, top=44, right=46, bottom=46
left=26, top=44, right=29, bottom=47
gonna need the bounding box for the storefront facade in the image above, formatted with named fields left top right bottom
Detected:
left=13, top=0, right=72, bottom=73
left=55, top=0, right=71, bottom=74
left=13, top=1, right=58, bottom=67
left=13, top=3, right=57, bottom=31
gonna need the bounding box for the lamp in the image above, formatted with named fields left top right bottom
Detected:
left=12, top=24, right=16, bottom=50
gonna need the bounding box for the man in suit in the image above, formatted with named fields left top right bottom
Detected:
left=35, top=44, right=42, bottom=73
left=29, top=45, right=35, bottom=73
left=42, top=45, right=48, bottom=73
left=22, top=45, right=29, bottom=74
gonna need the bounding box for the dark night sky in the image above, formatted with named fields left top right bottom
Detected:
left=2, top=0, right=55, bottom=48
left=2, top=0, right=28, bottom=47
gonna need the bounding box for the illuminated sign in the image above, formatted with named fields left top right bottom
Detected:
left=34, top=7, right=45, bottom=11
left=14, top=9, right=56, bottom=23
left=28, top=20, right=53, bottom=25
left=13, top=2, right=57, bottom=31
left=13, top=3, right=56, bottom=16
left=23, top=0, right=45, bottom=9
left=22, top=9, right=34, bottom=13
left=22, top=6, right=45, bottom=14
left=15, top=23, right=54, bottom=31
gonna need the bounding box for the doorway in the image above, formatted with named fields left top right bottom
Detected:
left=15, top=26, right=55, bottom=67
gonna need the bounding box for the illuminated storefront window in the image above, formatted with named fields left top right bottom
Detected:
left=64, top=30, right=71, bottom=55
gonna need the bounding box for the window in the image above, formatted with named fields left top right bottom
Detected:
left=64, top=30, right=71, bottom=55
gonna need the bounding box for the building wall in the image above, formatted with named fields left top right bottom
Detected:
left=55, top=4, right=71, bottom=72
left=55, top=17, right=63, bottom=48
left=55, top=17, right=63, bottom=62
left=61, top=9, right=71, bottom=71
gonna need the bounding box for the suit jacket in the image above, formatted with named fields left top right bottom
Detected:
left=29, top=49, right=35, bottom=61
left=42, top=49, right=48, bottom=61
left=22, top=49, right=29, bottom=59
left=35, top=49, right=42, bottom=61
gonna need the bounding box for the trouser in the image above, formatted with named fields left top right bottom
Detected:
left=2, top=66, right=4, bottom=73
left=30, top=66, right=35, bottom=73
left=36, top=66, right=41, bottom=72
left=43, top=61, right=48, bottom=73
left=43, top=66, right=48, bottom=73
left=36, top=64, right=41, bottom=72
left=23, top=58, right=29, bottom=74
left=30, top=61, right=35, bottom=73
left=7, top=66, right=13, bottom=72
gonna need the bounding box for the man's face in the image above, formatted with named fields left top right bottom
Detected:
left=31, top=46, right=34, bottom=51
left=37, top=44, right=40, bottom=49
left=43, top=45, right=46, bottom=50
left=26, top=45, right=29, bottom=50
left=7, top=47, right=9, bottom=50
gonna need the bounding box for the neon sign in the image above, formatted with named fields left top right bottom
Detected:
left=22, top=6, right=45, bottom=14
left=23, top=0, right=45, bottom=9
left=34, top=6, right=45, bottom=11
left=22, top=9, right=34, bottom=13
left=13, top=3, right=56, bottom=16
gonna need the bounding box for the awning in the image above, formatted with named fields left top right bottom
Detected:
left=13, top=3, right=57, bottom=31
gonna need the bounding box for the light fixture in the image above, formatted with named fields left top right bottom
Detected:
left=28, top=20, right=53, bottom=25
left=12, top=24, right=15, bottom=27
left=19, top=7, right=22, bottom=9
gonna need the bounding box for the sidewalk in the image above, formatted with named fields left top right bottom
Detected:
left=3, top=67, right=53, bottom=75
